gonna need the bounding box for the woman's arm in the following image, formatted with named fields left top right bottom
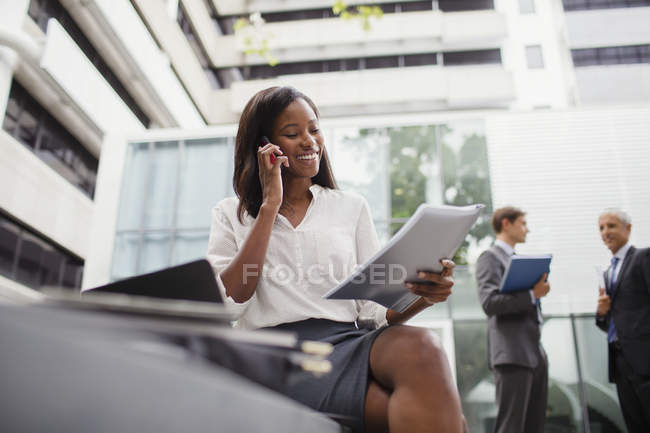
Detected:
left=219, top=142, right=288, bottom=303
left=219, top=203, right=278, bottom=303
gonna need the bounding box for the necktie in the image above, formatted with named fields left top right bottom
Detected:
left=607, top=256, right=620, bottom=343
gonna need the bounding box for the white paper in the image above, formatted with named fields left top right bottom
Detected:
left=324, top=203, right=484, bottom=312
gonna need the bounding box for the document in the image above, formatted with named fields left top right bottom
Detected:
left=498, top=255, right=552, bottom=293
left=324, top=203, right=484, bottom=313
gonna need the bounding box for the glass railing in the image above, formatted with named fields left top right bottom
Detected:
left=416, top=313, right=627, bottom=433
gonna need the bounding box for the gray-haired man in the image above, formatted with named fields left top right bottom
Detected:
left=596, top=209, right=650, bottom=433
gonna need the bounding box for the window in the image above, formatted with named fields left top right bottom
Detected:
left=404, top=53, right=438, bottom=67
left=571, top=44, right=650, bottom=66
left=562, top=0, right=650, bottom=11
left=438, top=0, right=495, bottom=12
left=111, top=138, right=233, bottom=279
left=443, top=49, right=502, bottom=66
left=2, top=80, right=98, bottom=198
left=28, top=0, right=150, bottom=127
left=519, top=0, right=536, bottom=13
left=0, top=212, right=83, bottom=290
left=526, top=45, right=544, bottom=68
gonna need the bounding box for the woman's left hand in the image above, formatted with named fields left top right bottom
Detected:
left=405, top=259, right=455, bottom=305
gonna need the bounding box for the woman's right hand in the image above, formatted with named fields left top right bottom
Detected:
left=257, top=141, right=289, bottom=211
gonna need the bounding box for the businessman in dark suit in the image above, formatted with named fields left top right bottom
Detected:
left=475, top=206, right=550, bottom=433
left=596, top=209, right=650, bottom=433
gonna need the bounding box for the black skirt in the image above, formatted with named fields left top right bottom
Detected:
left=265, top=319, right=388, bottom=433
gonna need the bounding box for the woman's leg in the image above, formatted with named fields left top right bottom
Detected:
left=364, top=325, right=464, bottom=433
left=364, top=380, right=390, bottom=433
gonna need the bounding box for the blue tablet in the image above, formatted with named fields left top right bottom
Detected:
left=499, top=255, right=552, bottom=293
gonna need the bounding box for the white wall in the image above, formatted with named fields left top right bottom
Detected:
left=566, top=7, right=650, bottom=49
left=575, top=65, right=650, bottom=105
left=485, top=105, right=650, bottom=314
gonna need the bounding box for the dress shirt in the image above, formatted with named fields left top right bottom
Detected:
left=206, top=184, right=388, bottom=329
left=609, top=242, right=631, bottom=285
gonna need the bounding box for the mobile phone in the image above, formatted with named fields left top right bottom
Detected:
left=261, top=136, right=276, bottom=164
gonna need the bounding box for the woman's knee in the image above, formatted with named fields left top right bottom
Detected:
left=396, top=326, right=446, bottom=368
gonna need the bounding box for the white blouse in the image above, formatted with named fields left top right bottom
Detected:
left=206, top=184, right=388, bottom=330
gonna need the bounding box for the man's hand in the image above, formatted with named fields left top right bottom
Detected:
left=596, top=288, right=611, bottom=316
left=532, top=273, right=550, bottom=299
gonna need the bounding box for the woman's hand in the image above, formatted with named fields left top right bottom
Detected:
left=405, top=259, right=455, bottom=305
left=257, top=141, right=289, bottom=210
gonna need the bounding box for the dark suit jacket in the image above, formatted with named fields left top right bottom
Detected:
left=476, top=245, right=544, bottom=369
left=596, top=246, right=650, bottom=381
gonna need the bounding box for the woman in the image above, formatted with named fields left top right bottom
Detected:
left=207, top=86, right=465, bottom=433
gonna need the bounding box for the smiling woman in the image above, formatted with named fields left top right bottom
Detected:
left=207, top=86, right=466, bottom=433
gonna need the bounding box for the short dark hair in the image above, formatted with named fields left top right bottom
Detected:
left=233, top=86, right=337, bottom=222
left=491, top=206, right=525, bottom=233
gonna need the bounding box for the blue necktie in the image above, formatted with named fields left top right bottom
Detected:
left=607, top=256, right=620, bottom=343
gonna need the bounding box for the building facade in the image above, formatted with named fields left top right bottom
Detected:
left=1, top=0, right=649, bottom=431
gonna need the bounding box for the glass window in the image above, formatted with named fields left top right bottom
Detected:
left=117, top=142, right=150, bottom=230
left=366, top=56, right=399, bottom=69
left=61, top=259, right=83, bottom=288
left=519, top=0, right=536, bottom=13
left=176, top=138, right=232, bottom=229
left=111, top=232, right=140, bottom=280
left=526, top=45, right=544, bottom=69
left=404, top=53, right=438, bottom=67
left=2, top=96, right=20, bottom=134
left=0, top=218, right=19, bottom=277
left=15, top=232, right=44, bottom=287
left=400, top=1, right=434, bottom=12
left=142, top=141, right=179, bottom=230
left=3, top=80, right=98, bottom=198
left=39, top=246, right=65, bottom=287
left=439, top=0, right=495, bottom=12
left=16, top=107, right=39, bottom=149
left=140, top=232, right=171, bottom=274
left=443, top=49, right=502, bottom=66
left=172, top=230, right=210, bottom=265
left=330, top=128, right=391, bottom=242
left=563, top=0, right=650, bottom=11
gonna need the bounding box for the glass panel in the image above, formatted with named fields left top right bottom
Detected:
left=439, top=0, right=495, bottom=12
left=143, top=142, right=179, bottom=230
left=176, top=138, right=232, bottom=229
left=444, top=49, right=502, bottom=66
left=330, top=127, right=390, bottom=235
left=451, top=320, right=494, bottom=433
left=16, top=108, right=39, bottom=148
left=542, top=318, right=585, bottom=432
left=387, top=125, right=441, bottom=221
left=526, top=45, right=544, bottom=69
left=61, top=259, right=83, bottom=289
left=441, top=120, right=493, bottom=265
left=519, top=0, right=536, bottom=13
left=2, top=96, right=20, bottom=134
left=111, top=232, right=140, bottom=280
left=39, top=246, right=65, bottom=287
left=140, top=232, right=171, bottom=274
left=0, top=217, right=19, bottom=278
left=172, top=231, right=210, bottom=265
left=573, top=316, right=627, bottom=432
left=116, top=142, right=150, bottom=230
left=15, top=232, right=44, bottom=287
left=449, top=266, right=485, bottom=319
